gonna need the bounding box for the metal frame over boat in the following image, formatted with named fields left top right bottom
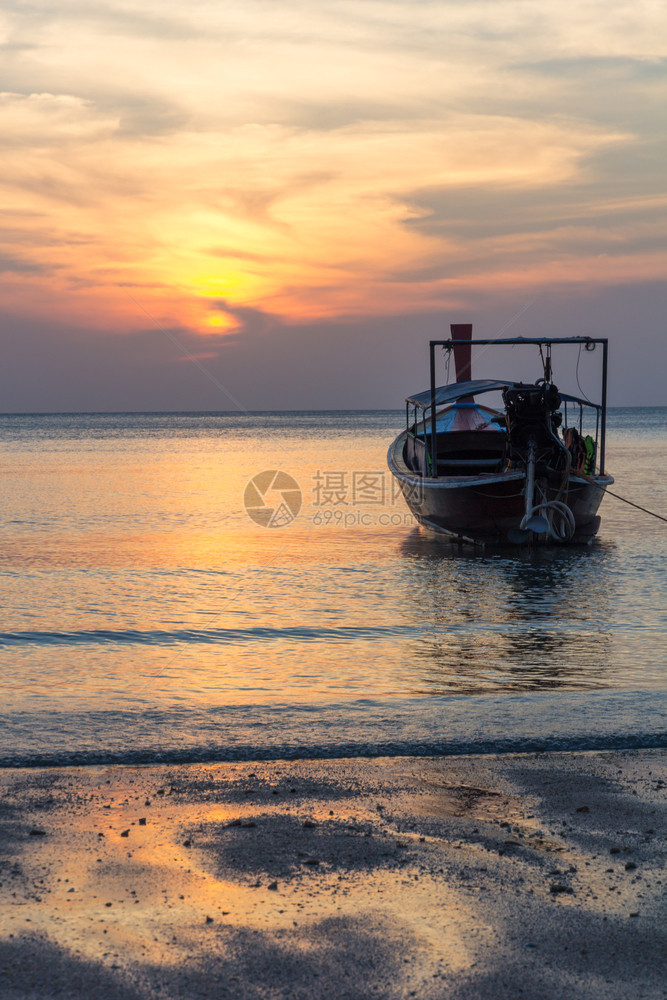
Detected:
left=387, top=325, right=614, bottom=545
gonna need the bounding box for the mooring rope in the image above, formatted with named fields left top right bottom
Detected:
left=579, top=473, right=667, bottom=523
left=605, top=488, right=667, bottom=523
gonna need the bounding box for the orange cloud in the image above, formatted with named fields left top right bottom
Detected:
left=0, top=2, right=665, bottom=336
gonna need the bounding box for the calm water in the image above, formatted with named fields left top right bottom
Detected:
left=0, top=408, right=665, bottom=766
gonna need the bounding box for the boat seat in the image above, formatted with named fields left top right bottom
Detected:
left=437, top=458, right=502, bottom=470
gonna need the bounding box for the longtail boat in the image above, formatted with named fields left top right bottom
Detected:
left=387, top=325, right=613, bottom=545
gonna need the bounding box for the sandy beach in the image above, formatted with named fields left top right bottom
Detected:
left=0, top=750, right=665, bottom=999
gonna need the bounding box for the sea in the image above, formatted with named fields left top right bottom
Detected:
left=0, top=408, right=665, bottom=768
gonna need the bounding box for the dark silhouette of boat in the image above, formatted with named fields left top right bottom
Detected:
left=387, top=324, right=613, bottom=545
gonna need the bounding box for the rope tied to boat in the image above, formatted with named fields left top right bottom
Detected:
left=576, top=473, right=667, bottom=524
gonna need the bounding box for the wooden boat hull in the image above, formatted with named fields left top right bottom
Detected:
left=388, top=430, right=613, bottom=545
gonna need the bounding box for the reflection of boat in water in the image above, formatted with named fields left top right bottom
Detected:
left=398, top=527, right=615, bottom=694
left=387, top=324, right=614, bottom=546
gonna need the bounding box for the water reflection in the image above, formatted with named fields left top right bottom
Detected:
left=0, top=409, right=662, bottom=768
left=397, top=529, right=616, bottom=695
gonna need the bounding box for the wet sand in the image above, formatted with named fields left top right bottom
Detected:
left=0, top=750, right=665, bottom=999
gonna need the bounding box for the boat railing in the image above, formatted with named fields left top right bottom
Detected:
left=405, top=383, right=605, bottom=478
left=405, top=401, right=433, bottom=475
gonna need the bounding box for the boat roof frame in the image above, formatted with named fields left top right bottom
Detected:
left=423, top=335, right=609, bottom=474
left=430, top=336, right=609, bottom=346
left=406, top=378, right=600, bottom=411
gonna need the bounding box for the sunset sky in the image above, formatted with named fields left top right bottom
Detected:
left=1, top=0, right=666, bottom=410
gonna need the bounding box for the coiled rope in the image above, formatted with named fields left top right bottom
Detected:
left=520, top=500, right=576, bottom=541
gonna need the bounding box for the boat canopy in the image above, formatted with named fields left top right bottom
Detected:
left=406, top=378, right=600, bottom=411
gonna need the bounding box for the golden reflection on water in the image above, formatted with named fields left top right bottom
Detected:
left=0, top=411, right=663, bottom=731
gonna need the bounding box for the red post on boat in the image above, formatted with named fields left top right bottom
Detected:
left=451, top=323, right=473, bottom=402
left=451, top=323, right=472, bottom=381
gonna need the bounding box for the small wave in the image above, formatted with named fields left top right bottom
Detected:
left=0, top=624, right=422, bottom=648
left=0, top=690, right=665, bottom=769
left=0, top=619, right=627, bottom=648
left=1, top=731, right=666, bottom=769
